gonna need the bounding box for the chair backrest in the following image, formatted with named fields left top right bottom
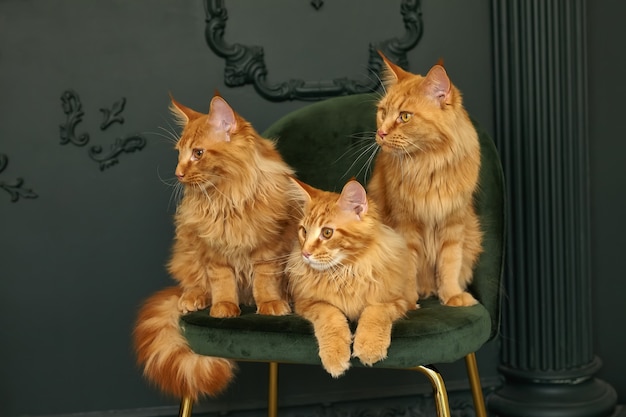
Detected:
left=263, top=93, right=506, bottom=339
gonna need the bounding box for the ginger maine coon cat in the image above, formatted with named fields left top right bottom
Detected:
left=287, top=179, right=418, bottom=377
left=133, top=94, right=299, bottom=400
left=368, top=52, right=483, bottom=307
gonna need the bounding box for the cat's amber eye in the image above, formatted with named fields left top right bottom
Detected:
left=398, top=112, right=413, bottom=123
left=191, top=148, right=204, bottom=161
left=299, top=226, right=307, bottom=239
left=321, top=227, right=333, bottom=239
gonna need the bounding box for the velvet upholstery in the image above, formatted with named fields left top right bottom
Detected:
left=181, top=93, right=505, bottom=369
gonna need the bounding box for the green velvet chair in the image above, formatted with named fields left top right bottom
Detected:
left=178, top=93, right=506, bottom=417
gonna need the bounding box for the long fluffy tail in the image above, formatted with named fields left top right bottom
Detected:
left=133, top=286, right=235, bottom=401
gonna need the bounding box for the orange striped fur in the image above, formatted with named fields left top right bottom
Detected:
left=133, top=287, right=234, bottom=401
left=133, top=95, right=301, bottom=400
left=368, top=52, right=482, bottom=307
left=287, top=180, right=418, bottom=377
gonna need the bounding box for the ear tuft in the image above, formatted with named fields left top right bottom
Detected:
left=169, top=95, right=202, bottom=126
left=378, top=50, right=409, bottom=86
left=290, top=176, right=318, bottom=203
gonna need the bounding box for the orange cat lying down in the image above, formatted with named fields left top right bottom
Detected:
left=287, top=179, right=418, bottom=377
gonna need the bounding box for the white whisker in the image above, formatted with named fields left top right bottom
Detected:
left=334, top=133, right=379, bottom=183
left=352, top=142, right=380, bottom=184
left=367, top=67, right=386, bottom=97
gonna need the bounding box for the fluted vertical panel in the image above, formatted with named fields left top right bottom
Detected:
left=493, top=0, right=591, bottom=375
left=489, top=1, right=619, bottom=416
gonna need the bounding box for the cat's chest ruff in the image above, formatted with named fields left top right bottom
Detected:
left=180, top=195, right=279, bottom=251
left=296, top=268, right=379, bottom=321
left=203, top=207, right=269, bottom=246
left=388, top=161, right=472, bottom=221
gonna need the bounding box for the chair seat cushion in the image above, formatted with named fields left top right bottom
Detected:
left=180, top=298, right=491, bottom=368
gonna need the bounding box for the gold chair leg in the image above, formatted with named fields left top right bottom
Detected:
left=465, top=353, right=487, bottom=417
left=268, top=361, right=279, bottom=417
left=178, top=396, right=193, bottom=417
left=413, top=365, right=451, bottom=417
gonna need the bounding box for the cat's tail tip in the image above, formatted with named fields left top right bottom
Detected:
left=133, top=286, right=236, bottom=401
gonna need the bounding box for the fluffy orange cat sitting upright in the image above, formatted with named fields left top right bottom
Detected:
left=287, top=179, right=418, bottom=377
left=133, top=94, right=299, bottom=400
left=368, top=52, right=483, bottom=307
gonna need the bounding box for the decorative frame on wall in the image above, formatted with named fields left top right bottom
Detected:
left=204, top=0, right=423, bottom=101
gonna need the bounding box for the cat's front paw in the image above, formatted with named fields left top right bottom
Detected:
left=257, top=299, right=291, bottom=316
left=444, top=292, right=478, bottom=307
left=210, top=301, right=241, bottom=318
left=319, top=344, right=351, bottom=378
left=178, top=290, right=210, bottom=314
left=352, top=333, right=390, bottom=366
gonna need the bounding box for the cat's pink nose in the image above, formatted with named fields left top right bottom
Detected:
left=302, top=251, right=311, bottom=259
left=175, top=172, right=184, bottom=180
left=377, top=129, right=387, bottom=140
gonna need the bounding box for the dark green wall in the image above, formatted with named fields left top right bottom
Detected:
left=588, top=0, right=626, bottom=405
left=6, top=0, right=623, bottom=416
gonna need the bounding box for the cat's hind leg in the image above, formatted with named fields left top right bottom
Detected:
left=436, top=238, right=478, bottom=307
left=178, top=286, right=211, bottom=314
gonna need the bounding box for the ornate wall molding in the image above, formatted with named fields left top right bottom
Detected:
left=0, top=154, right=38, bottom=203
left=204, top=0, right=423, bottom=101
left=59, top=90, right=146, bottom=171
left=60, top=90, right=90, bottom=147
left=100, top=97, right=126, bottom=130
left=310, top=0, right=324, bottom=11
left=88, top=134, right=146, bottom=171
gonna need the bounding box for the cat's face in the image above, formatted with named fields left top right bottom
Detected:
left=375, top=53, right=457, bottom=156
left=297, top=222, right=344, bottom=271
left=170, top=96, right=239, bottom=188
left=295, top=180, right=372, bottom=271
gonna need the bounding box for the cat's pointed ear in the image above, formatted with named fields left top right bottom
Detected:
left=208, top=95, right=237, bottom=141
left=289, top=176, right=317, bottom=202
left=169, top=94, right=203, bottom=125
left=423, top=65, right=452, bottom=105
left=378, top=50, right=409, bottom=85
left=338, top=180, right=368, bottom=220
